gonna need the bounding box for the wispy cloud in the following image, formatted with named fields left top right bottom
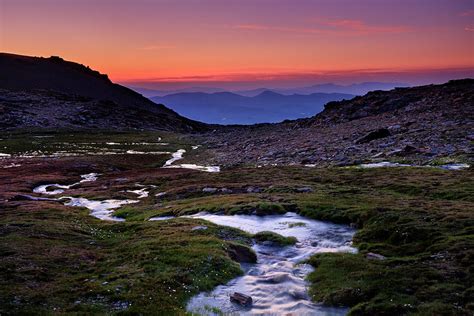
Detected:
left=465, top=26, right=474, bottom=32
left=321, top=19, right=411, bottom=34
left=124, top=66, right=474, bottom=83
left=137, top=45, right=175, bottom=51
left=234, top=19, right=411, bottom=36
left=459, top=10, right=474, bottom=17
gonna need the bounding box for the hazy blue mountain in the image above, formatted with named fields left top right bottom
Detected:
left=235, top=82, right=409, bottom=96
left=128, top=82, right=407, bottom=98
left=151, top=91, right=354, bottom=124
left=129, top=86, right=227, bottom=97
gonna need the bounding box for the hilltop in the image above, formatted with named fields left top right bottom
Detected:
left=197, top=79, right=474, bottom=167
left=0, top=53, right=206, bottom=132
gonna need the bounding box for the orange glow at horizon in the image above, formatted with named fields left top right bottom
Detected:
left=1, top=0, right=473, bottom=85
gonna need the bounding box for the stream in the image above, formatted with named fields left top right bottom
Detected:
left=25, top=146, right=470, bottom=315
left=32, top=172, right=357, bottom=315
left=184, top=212, right=357, bottom=316
left=30, top=148, right=357, bottom=315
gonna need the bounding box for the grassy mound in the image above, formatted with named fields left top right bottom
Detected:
left=253, top=231, right=297, bottom=246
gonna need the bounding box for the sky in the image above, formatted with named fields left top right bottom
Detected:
left=1, top=0, right=473, bottom=90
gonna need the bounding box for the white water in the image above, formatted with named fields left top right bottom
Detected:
left=356, top=161, right=470, bottom=170
left=33, top=173, right=98, bottom=195
left=164, top=149, right=186, bottom=166
left=127, top=188, right=149, bottom=199
left=357, top=161, right=411, bottom=168
left=165, top=163, right=220, bottom=173
left=184, top=212, right=356, bottom=316
left=149, top=216, right=175, bottom=221
left=32, top=173, right=138, bottom=221
left=60, top=197, right=138, bottom=221
left=162, top=149, right=220, bottom=172
left=438, top=163, right=470, bottom=170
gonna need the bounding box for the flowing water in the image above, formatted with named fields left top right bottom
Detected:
left=184, top=212, right=357, bottom=316
left=32, top=172, right=139, bottom=221
left=162, top=148, right=220, bottom=172
left=60, top=197, right=138, bottom=221
left=33, top=173, right=99, bottom=195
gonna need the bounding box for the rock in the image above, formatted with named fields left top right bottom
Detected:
left=366, top=252, right=386, bottom=260
left=202, top=187, right=218, bottom=193
left=191, top=225, right=207, bottom=231
left=392, top=145, right=418, bottom=157
left=296, top=186, right=313, bottom=193
left=230, top=292, right=253, bottom=307
left=356, top=128, right=391, bottom=144
left=226, top=242, right=257, bottom=263
left=246, top=186, right=262, bottom=193
left=219, top=187, right=232, bottom=193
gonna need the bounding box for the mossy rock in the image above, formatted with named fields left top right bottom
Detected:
left=225, top=241, right=257, bottom=263
left=254, top=231, right=297, bottom=246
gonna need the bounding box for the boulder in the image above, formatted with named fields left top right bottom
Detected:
left=246, top=186, right=262, bottom=193
left=356, top=128, right=391, bottom=144
left=230, top=292, right=253, bottom=307
left=296, top=186, right=313, bottom=193
left=202, top=187, right=218, bottom=193
left=366, top=252, right=386, bottom=260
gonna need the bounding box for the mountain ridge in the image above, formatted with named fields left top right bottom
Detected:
left=151, top=90, right=354, bottom=124
left=0, top=53, right=207, bottom=132
left=193, top=79, right=474, bottom=166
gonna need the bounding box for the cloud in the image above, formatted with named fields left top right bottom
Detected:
left=459, top=10, right=474, bottom=17
left=124, top=66, right=474, bottom=83
left=234, top=19, right=411, bottom=36
left=465, top=26, right=474, bottom=32
left=137, top=45, right=175, bottom=51
left=321, top=19, right=411, bottom=34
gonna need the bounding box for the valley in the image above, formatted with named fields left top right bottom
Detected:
left=1, top=130, right=472, bottom=315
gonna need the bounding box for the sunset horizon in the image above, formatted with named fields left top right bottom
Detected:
left=2, top=0, right=473, bottom=89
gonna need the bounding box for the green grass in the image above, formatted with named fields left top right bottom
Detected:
left=1, top=132, right=472, bottom=315
left=0, top=205, right=251, bottom=314
left=253, top=231, right=298, bottom=246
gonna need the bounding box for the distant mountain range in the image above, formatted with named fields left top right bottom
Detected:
left=129, top=82, right=409, bottom=98
left=151, top=91, right=354, bottom=124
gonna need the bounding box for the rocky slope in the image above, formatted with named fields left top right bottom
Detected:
left=0, top=53, right=206, bottom=132
left=197, top=79, right=473, bottom=166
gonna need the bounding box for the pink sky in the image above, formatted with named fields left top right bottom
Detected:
left=1, top=0, right=473, bottom=89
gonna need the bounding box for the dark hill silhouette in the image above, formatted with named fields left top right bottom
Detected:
left=0, top=53, right=206, bottom=132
